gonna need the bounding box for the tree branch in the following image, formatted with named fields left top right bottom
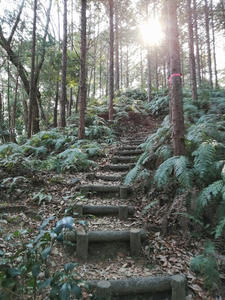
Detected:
left=8, top=0, right=25, bottom=45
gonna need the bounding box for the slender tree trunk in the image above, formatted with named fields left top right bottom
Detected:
left=147, top=47, right=151, bottom=102
left=126, top=45, right=129, bottom=88
left=99, top=45, right=102, bottom=97
left=187, top=0, right=198, bottom=100
left=193, top=0, right=201, bottom=86
left=120, top=42, right=123, bottom=89
left=22, top=97, right=28, bottom=132
left=78, top=0, right=87, bottom=139
left=7, top=61, right=11, bottom=132
left=53, top=80, right=59, bottom=127
left=0, top=93, right=3, bottom=125
left=140, top=48, right=144, bottom=89
left=115, top=0, right=120, bottom=91
left=108, top=0, right=114, bottom=121
left=60, top=0, right=67, bottom=127
left=155, top=49, right=159, bottom=92
left=167, top=0, right=185, bottom=156
left=210, top=0, right=218, bottom=88
left=10, top=72, right=19, bottom=142
left=28, top=0, right=38, bottom=138
left=204, top=0, right=213, bottom=88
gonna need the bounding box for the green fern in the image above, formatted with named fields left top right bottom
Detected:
left=124, top=165, right=141, bottom=185
left=197, top=180, right=224, bottom=208
left=190, top=241, right=219, bottom=290
left=215, top=217, right=225, bottom=238
left=154, top=156, right=193, bottom=189
left=193, top=142, right=216, bottom=179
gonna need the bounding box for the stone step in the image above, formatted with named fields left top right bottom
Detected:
left=111, top=156, right=137, bottom=164
left=75, top=229, right=146, bottom=261
left=78, top=184, right=130, bottom=198
left=116, top=150, right=143, bottom=156
left=119, top=145, right=140, bottom=151
left=88, top=275, right=186, bottom=300
left=75, top=204, right=134, bottom=219
left=101, top=163, right=135, bottom=171
left=86, top=173, right=124, bottom=182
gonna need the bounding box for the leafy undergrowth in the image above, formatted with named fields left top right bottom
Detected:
left=1, top=89, right=225, bottom=299
left=124, top=88, right=225, bottom=298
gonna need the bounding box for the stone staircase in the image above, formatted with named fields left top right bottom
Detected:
left=71, top=136, right=186, bottom=299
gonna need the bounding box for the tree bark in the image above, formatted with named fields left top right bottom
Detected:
left=115, top=0, right=120, bottom=91
left=11, top=72, right=19, bottom=142
left=53, top=80, right=59, bottom=127
left=187, top=0, right=198, bottom=101
left=167, top=0, right=185, bottom=156
left=210, top=0, right=218, bottom=88
left=78, top=0, right=87, bottom=139
left=147, top=47, right=151, bottom=102
left=60, top=0, right=68, bottom=128
left=204, top=0, right=213, bottom=88
left=28, top=0, right=39, bottom=137
left=108, top=0, right=114, bottom=121
left=193, top=0, right=201, bottom=86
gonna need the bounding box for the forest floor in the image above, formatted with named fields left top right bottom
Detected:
left=0, top=113, right=224, bottom=299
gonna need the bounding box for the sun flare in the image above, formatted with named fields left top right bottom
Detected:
left=139, top=19, right=164, bottom=46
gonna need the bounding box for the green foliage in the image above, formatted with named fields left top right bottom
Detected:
left=190, top=241, right=219, bottom=289
left=154, top=156, right=193, bottom=189
left=0, top=143, right=23, bottom=158
left=145, top=95, right=169, bottom=116
left=32, top=189, right=53, bottom=206
left=117, top=88, right=147, bottom=101
left=56, top=148, right=97, bottom=172
left=197, top=180, right=224, bottom=209
left=0, top=216, right=84, bottom=299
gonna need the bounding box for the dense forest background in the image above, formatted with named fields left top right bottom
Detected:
left=0, top=0, right=224, bottom=138
left=0, top=0, right=225, bottom=299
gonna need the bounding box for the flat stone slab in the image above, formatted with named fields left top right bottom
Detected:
left=116, top=150, right=143, bottom=156
left=75, top=204, right=134, bottom=217
left=78, top=184, right=130, bottom=198
left=95, top=174, right=124, bottom=181
left=112, top=156, right=137, bottom=163
left=88, top=275, right=186, bottom=299
left=102, top=164, right=136, bottom=171
left=79, top=185, right=120, bottom=194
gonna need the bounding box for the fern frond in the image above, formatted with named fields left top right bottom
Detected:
left=193, top=142, right=216, bottom=178
left=154, top=156, right=177, bottom=187
left=154, top=156, right=192, bottom=189
left=215, top=217, right=225, bottom=238
left=124, top=165, right=141, bottom=185
left=197, top=180, right=224, bottom=208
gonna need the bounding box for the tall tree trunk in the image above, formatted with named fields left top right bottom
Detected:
left=108, top=0, right=114, bottom=121
left=167, top=0, right=185, bottom=156
left=28, top=0, right=39, bottom=138
left=204, top=0, right=213, bottom=88
left=187, top=0, right=198, bottom=100
left=210, top=0, right=218, bottom=88
left=140, top=48, right=144, bottom=89
left=78, top=0, right=87, bottom=139
left=22, top=97, right=28, bottom=133
left=126, top=45, right=129, bottom=88
left=54, top=80, right=59, bottom=127
left=7, top=61, right=11, bottom=132
left=193, top=0, right=202, bottom=86
left=115, top=0, right=120, bottom=91
left=60, top=0, right=67, bottom=127
left=147, top=48, right=151, bottom=102
left=155, top=49, right=159, bottom=92
left=11, top=72, right=19, bottom=142
left=0, top=93, right=3, bottom=125
left=99, top=45, right=102, bottom=97
left=120, top=42, right=123, bottom=89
